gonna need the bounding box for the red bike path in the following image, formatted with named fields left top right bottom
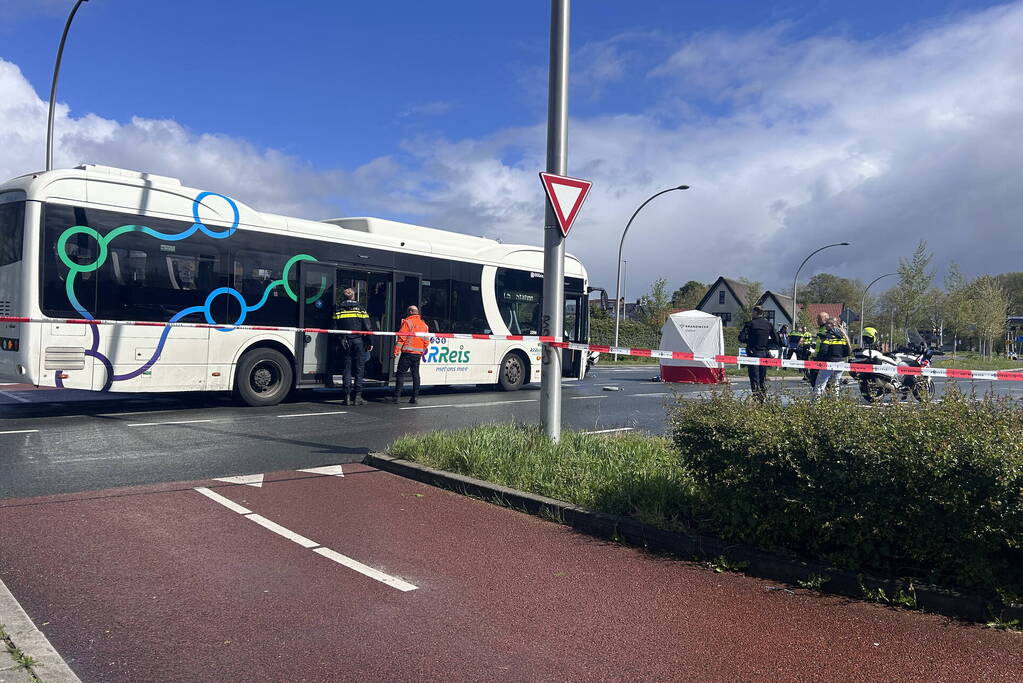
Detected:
left=0, top=464, right=1019, bottom=682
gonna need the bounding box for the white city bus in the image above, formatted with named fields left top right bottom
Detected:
left=0, top=165, right=589, bottom=406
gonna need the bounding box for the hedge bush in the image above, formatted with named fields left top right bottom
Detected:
left=589, top=316, right=661, bottom=350
left=668, top=387, right=1023, bottom=601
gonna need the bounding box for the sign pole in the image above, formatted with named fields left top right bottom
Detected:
left=541, top=0, right=569, bottom=442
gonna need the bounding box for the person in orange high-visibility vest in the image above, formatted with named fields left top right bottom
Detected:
left=389, top=305, right=430, bottom=404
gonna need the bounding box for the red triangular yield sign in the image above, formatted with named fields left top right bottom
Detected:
left=539, top=172, right=592, bottom=238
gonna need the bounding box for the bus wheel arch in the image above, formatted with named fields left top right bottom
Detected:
left=498, top=349, right=529, bottom=391
left=233, top=341, right=294, bottom=407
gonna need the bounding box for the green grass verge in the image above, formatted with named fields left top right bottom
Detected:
left=936, top=353, right=1022, bottom=371
left=389, top=424, right=698, bottom=530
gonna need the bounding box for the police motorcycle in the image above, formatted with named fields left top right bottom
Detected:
left=848, top=328, right=941, bottom=402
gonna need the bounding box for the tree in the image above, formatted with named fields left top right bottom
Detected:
left=737, top=277, right=763, bottom=324
left=876, top=287, right=901, bottom=348
left=994, top=272, right=1023, bottom=314
left=801, top=273, right=864, bottom=307
left=943, top=262, right=972, bottom=359
left=671, top=280, right=706, bottom=310
left=893, top=241, right=934, bottom=331
left=969, top=276, right=1009, bottom=358
left=921, top=287, right=946, bottom=345
left=638, top=277, right=673, bottom=329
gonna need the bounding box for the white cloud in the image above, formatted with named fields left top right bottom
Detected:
left=0, top=58, right=353, bottom=219
left=376, top=2, right=1023, bottom=295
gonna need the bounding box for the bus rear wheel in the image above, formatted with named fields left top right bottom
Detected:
left=235, top=347, right=293, bottom=407
left=498, top=352, right=526, bottom=391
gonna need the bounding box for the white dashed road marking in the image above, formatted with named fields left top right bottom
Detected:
left=313, top=547, right=418, bottom=592
left=0, top=429, right=39, bottom=435
left=401, top=398, right=536, bottom=410
left=127, top=419, right=213, bottom=427
left=194, top=481, right=417, bottom=592
left=583, top=427, right=635, bottom=434
left=277, top=411, right=348, bottom=418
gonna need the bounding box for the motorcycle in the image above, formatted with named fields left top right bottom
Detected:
left=849, top=329, right=942, bottom=403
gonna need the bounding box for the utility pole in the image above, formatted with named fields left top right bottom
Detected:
left=540, top=0, right=570, bottom=442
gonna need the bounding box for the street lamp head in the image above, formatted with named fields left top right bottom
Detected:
left=839, top=242, right=850, bottom=246
left=676, top=185, right=690, bottom=190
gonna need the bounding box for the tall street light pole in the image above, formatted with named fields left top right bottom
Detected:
left=613, top=185, right=689, bottom=359
left=860, top=272, right=897, bottom=347
left=46, top=0, right=90, bottom=171
left=540, top=0, right=570, bottom=442
left=791, top=242, right=850, bottom=328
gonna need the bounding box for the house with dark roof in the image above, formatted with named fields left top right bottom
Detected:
left=696, top=276, right=795, bottom=329
left=695, top=277, right=749, bottom=327
left=757, top=291, right=794, bottom=330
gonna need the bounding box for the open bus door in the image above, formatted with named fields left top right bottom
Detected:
left=562, top=291, right=587, bottom=378
left=332, top=267, right=420, bottom=384
left=296, top=261, right=336, bottom=386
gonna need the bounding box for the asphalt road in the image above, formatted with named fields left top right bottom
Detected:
left=2, top=464, right=1019, bottom=682
left=0, top=367, right=679, bottom=499
left=2, top=368, right=1021, bottom=499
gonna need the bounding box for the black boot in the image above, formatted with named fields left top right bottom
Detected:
left=408, top=395, right=418, bottom=405
left=340, top=393, right=350, bottom=406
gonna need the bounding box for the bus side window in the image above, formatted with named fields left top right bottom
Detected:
left=450, top=264, right=486, bottom=334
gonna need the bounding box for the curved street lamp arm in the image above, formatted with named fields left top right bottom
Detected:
left=46, top=0, right=89, bottom=172
left=790, top=241, right=850, bottom=327
left=859, top=272, right=898, bottom=346
left=613, top=185, right=688, bottom=356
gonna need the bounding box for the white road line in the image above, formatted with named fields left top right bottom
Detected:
left=569, top=395, right=606, bottom=400
left=194, top=487, right=253, bottom=515
left=632, top=393, right=671, bottom=397
left=400, top=403, right=457, bottom=410
left=277, top=411, right=348, bottom=418
left=0, top=390, right=31, bottom=403
left=127, top=419, right=213, bottom=427
left=0, top=429, right=39, bottom=435
left=313, top=547, right=418, bottom=592
left=583, top=427, right=635, bottom=435
left=193, top=486, right=416, bottom=592
left=245, top=514, right=319, bottom=548
left=401, top=398, right=536, bottom=410
left=97, top=408, right=186, bottom=417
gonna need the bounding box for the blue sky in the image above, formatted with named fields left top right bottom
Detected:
left=1, top=0, right=1019, bottom=293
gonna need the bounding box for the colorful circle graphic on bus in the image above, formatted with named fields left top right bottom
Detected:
left=55, top=192, right=325, bottom=390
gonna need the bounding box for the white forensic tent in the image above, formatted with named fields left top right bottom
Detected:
left=659, top=310, right=726, bottom=384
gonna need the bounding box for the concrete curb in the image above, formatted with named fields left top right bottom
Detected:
left=366, top=453, right=1023, bottom=626
left=0, top=577, right=81, bottom=683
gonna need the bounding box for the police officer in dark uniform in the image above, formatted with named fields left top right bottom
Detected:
left=738, top=305, right=780, bottom=400
left=331, top=288, right=373, bottom=405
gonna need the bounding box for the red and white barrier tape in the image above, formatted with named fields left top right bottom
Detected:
left=2, top=316, right=1019, bottom=382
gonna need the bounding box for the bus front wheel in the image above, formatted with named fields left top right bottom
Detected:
left=235, top=347, right=293, bottom=407
left=498, top=352, right=526, bottom=391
